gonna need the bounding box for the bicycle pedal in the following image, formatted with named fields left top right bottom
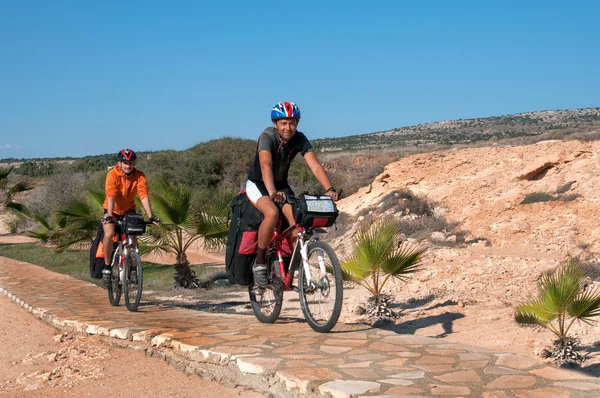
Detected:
left=291, top=285, right=299, bottom=292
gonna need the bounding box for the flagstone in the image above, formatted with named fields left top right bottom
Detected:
left=485, top=375, right=537, bottom=389
left=281, top=354, right=325, bottom=359
left=285, top=360, right=317, bottom=368
left=320, top=345, right=353, bottom=354
left=414, top=355, right=455, bottom=365
left=349, top=353, right=387, bottom=361
left=494, top=353, right=538, bottom=369
left=412, top=364, right=454, bottom=372
left=338, top=361, right=372, bottom=368
left=389, top=371, right=426, bottom=379
left=368, top=341, right=412, bottom=352
left=385, top=386, right=424, bottom=394
left=457, top=360, right=488, bottom=369
left=377, top=358, right=409, bottom=367
left=276, top=367, right=342, bottom=394
left=483, top=366, right=526, bottom=375
left=554, top=382, right=600, bottom=391
left=459, top=352, right=491, bottom=361
left=341, top=368, right=380, bottom=379
left=434, top=369, right=481, bottom=382
left=378, top=378, right=414, bottom=386
left=318, top=380, right=380, bottom=398
left=481, top=392, right=512, bottom=398
left=529, top=366, right=597, bottom=380
left=429, top=384, right=471, bottom=395
left=315, top=358, right=346, bottom=366
left=513, top=388, right=571, bottom=398
left=323, top=339, right=368, bottom=347
left=236, top=357, right=281, bottom=374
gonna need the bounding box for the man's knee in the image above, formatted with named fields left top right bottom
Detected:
left=103, top=227, right=115, bottom=241
left=262, top=206, right=279, bottom=222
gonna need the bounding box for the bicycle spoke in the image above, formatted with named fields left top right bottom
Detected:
left=299, top=241, right=343, bottom=333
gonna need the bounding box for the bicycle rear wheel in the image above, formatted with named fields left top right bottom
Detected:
left=108, top=246, right=122, bottom=306
left=124, top=252, right=143, bottom=312
left=298, top=241, right=343, bottom=333
left=249, top=277, right=283, bottom=324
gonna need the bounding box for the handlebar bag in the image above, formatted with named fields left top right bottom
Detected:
left=123, top=213, right=146, bottom=236
left=292, top=194, right=338, bottom=228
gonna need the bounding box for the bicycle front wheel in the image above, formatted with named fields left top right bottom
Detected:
left=108, top=246, right=122, bottom=306
left=124, top=252, right=143, bottom=312
left=299, top=241, right=343, bottom=333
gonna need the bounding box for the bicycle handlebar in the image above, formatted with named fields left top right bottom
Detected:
left=283, top=188, right=344, bottom=204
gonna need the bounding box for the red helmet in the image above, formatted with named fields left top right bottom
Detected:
left=117, top=149, right=137, bottom=161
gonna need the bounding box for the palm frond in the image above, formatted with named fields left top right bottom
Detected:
left=340, top=256, right=372, bottom=282
left=351, top=220, right=397, bottom=270
left=8, top=181, right=33, bottom=195
left=538, top=259, right=583, bottom=315
left=0, top=167, right=13, bottom=181
left=568, top=287, right=600, bottom=323
left=87, top=188, right=106, bottom=211
left=381, top=243, right=427, bottom=281
left=150, top=178, right=192, bottom=226
left=515, top=301, right=556, bottom=325
left=194, top=202, right=229, bottom=251
left=6, top=201, right=30, bottom=216
left=514, top=311, right=547, bottom=328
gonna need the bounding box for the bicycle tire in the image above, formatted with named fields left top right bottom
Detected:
left=107, top=246, right=122, bottom=306
left=124, top=252, right=143, bottom=312
left=249, top=277, right=283, bottom=324
left=298, top=241, right=343, bottom=333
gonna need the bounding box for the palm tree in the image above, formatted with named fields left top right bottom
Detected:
left=141, top=178, right=229, bottom=288
left=28, top=188, right=104, bottom=250
left=515, top=257, right=600, bottom=366
left=341, top=219, right=427, bottom=323
left=0, top=167, right=32, bottom=216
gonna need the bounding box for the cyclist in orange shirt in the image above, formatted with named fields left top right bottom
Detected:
left=100, top=149, right=159, bottom=287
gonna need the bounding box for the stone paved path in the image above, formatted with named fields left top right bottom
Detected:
left=1, top=255, right=599, bottom=397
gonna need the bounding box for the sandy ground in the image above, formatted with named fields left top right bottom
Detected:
left=0, top=294, right=266, bottom=398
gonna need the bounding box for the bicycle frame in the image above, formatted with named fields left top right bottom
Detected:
left=269, top=222, right=323, bottom=291
left=111, top=228, right=138, bottom=284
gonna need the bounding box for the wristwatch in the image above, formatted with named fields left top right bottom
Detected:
left=326, top=187, right=336, bottom=193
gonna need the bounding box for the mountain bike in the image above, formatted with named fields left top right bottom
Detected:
left=249, top=193, right=343, bottom=333
left=107, top=214, right=152, bottom=312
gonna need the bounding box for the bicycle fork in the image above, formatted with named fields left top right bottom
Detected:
left=298, top=235, right=327, bottom=290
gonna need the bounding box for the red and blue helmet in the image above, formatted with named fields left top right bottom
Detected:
left=271, top=101, right=301, bottom=121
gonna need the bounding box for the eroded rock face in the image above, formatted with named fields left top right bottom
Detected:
left=329, top=139, right=600, bottom=358
left=335, top=140, right=600, bottom=254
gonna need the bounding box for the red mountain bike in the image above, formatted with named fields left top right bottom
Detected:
left=249, top=193, right=343, bottom=333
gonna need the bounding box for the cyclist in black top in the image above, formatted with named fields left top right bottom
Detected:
left=246, top=101, right=339, bottom=287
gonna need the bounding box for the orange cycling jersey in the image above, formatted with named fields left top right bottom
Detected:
left=102, top=164, right=149, bottom=215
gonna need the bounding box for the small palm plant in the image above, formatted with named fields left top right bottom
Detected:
left=28, top=188, right=104, bottom=250
left=341, top=219, right=427, bottom=324
left=0, top=167, right=32, bottom=217
left=141, top=178, right=229, bottom=288
left=515, top=257, right=600, bottom=366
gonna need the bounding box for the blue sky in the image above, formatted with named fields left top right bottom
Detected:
left=1, top=1, right=599, bottom=159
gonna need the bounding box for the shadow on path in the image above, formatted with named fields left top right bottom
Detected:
left=384, top=312, right=465, bottom=338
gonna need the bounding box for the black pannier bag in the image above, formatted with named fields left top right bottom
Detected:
left=89, top=221, right=105, bottom=279
left=123, top=213, right=146, bottom=235
left=225, top=191, right=263, bottom=285
left=292, top=194, right=339, bottom=229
